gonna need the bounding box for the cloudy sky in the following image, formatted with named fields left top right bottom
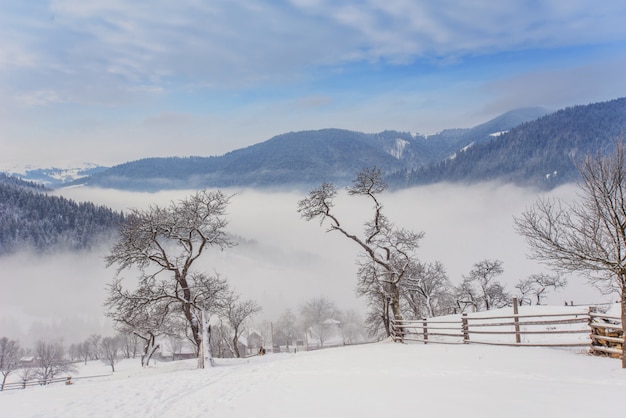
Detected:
left=3, top=1, right=626, bottom=168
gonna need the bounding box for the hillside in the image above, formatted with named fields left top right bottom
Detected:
left=66, top=108, right=549, bottom=191
left=0, top=174, right=125, bottom=255
left=0, top=338, right=623, bottom=418
left=393, top=98, right=626, bottom=189
left=3, top=164, right=109, bottom=188
left=8, top=99, right=626, bottom=192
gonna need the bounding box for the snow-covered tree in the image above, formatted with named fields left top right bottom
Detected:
left=457, top=260, right=510, bottom=311
left=272, top=309, right=299, bottom=348
left=88, top=334, right=101, bottom=360
left=118, top=333, right=140, bottom=359
left=105, top=190, right=234, bottom=366
left=515, top=273, right=567, bottom=305
left=402, top=261, right=454, bottom=318
left=299, top=167, right=423, bottom=337
left=1, top=337, right=22, bottom=391
left=515, top=140, right=626, bottom=367
left=100, top=336, right=120, bottom=372
left=300, top=296, right=338, bottom=348
left=337, top=310, right=366, bottom=344
left=34, top=339, right=76, bottom=384
left=224, top=292, right=261, bottom=358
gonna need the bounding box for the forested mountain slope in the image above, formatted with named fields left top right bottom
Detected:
left=0, top=174, right=124, bottom=255
left=390, top=98, right=626, bottom=189
left=68, top=108, right=548, bottom=191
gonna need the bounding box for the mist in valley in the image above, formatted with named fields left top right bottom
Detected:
left=0, top=182, right=611, bottom=347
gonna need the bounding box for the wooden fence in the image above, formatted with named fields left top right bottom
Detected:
left=1, top=373, right=112, bottom=392
left=2, top=376, right=75, bottom=391
left=391, top=306, right=623, bottom=359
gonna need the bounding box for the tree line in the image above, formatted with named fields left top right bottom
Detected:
left=0, top=174, right=125, bottom=255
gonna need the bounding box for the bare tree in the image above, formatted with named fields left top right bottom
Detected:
left=17, top=366, right=37, bottom=389
left=105, top=190, right=234, bottom=365
left=356, top=258, right=393, bottom=337
left=454, top=276, right=481, bottom=313
left=515, top=140, right=626, bottom=367
left=68, top=343, right=79, bottom=362
left=300, top=296, right=338, bottom=348
left=77, top=340, right=91, bottom=365
left=459, top=260, right=510, bottom=311
left=167, top=336, right=184, bottom=360
left=515, top=273, right=567, bottom=305
left=299, top=168, right=423, bottom=336
left=34, top=339, right=76, bottom=384
left=338, top=309, right=366, bottom=344
left=212, top=320, right=234, bottom=358
left=275, top=309, right=298, bottom=349
left=1, top=337, right=22, bottom=391
left=224, top=292, right=261, bottom=358
left=100, top=336, right=120, bottom=372
left=106, top=290, right=174, bottom=367
left=402, top=261, right=454, bottom=318
left=88, top=334, right=101, bottom=360
left=118, top=333, right=141, bottom=359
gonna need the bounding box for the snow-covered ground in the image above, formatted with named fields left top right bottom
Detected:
left=1, top=340, right=624, bottom=418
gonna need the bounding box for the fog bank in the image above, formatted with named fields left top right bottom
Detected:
left=0, top=182, right=612, bottom=346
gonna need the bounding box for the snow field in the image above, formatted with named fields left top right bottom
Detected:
left=1, top=340, right=624, bottom=418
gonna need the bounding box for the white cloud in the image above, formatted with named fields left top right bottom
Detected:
left=15, top=89, right=68, bottom=106
left=482, top=53, right=626, bottom=113
left=6, top=0, right=624, bottom=96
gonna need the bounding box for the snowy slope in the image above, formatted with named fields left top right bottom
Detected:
left=1, top=341, right=624, bottom=418
left=2, top=163, right=108, bottom=188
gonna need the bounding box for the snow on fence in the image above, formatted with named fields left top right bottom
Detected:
left=391, top=305, right=623, bottom=359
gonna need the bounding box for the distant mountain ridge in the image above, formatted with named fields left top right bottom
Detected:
left=7, top=99, right=626, bottom=192
left=392, top=97, right=626, bottom=189
left=4, top=163, right=109, bottom=188
left=59, top=107, right=549, bottom=191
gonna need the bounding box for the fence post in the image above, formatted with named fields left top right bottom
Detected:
left=462, top=313, right=469, bottom=344
left=513, top=297, right=521, bottom=344
left=422, top=318, right=428, bottom=344
left=587, top=306, right=596, bottom=355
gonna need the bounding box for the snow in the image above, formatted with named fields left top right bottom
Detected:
left=1, top=340, right=624, bottom=418
left=388, top=138, right=409, bottom=159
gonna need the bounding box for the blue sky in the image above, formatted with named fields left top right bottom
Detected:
left=2, top=0, right=626, bottom=168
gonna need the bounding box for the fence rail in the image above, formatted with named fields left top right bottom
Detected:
left=1, top=373, right=113, bottom=392
left=391, top=306, right=623, bottom=359
left=2, top=376, right=74, bottom=391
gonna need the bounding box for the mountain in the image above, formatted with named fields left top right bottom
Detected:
left=391, top=98, right=626, bottom=189
left=0, top=173, right=124, bottom=255
left=5, top=163, right=109, bottom=188
left=67, top=107, right=549, bottom=191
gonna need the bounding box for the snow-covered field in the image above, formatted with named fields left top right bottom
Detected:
left=1, top=341, right=624, bottom=418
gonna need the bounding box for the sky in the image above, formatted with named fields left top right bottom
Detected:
left=1, top=329, right=625, bottom=417
left=3, top=1, right=626, bottom=168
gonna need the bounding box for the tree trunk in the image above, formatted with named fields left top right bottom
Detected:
left=382, top=298, right=390, bottom=337
left=390, top=283, right=403, bottom=322
left=139, top=333, right=159, bottom=367
left=232, top=335, right=240, bottom=358
left=177, top=273, right=203, bottom=354
left=389, top=283, right=404, bottom=340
